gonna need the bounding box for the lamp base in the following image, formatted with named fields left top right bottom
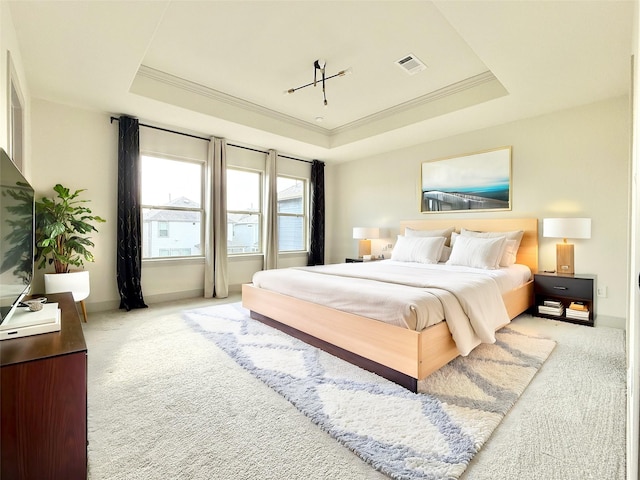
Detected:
left=556, top=242, right=574, bottom=275
left=358, top=239, right=371, bottom=258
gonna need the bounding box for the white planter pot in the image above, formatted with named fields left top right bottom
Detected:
left=44, top=271, right=90, bottom=322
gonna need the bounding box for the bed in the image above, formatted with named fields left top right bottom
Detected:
left=242, top=218, right=538, bottom=392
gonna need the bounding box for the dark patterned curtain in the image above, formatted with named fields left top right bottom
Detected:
left=117, top=116, right=147, bottom=311
left=307, top=159, right=325, bottom=266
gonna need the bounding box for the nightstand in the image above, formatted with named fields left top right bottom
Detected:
left=345, top=257, right=382, bottom=263
left=533, top=273, right=596, bottom=326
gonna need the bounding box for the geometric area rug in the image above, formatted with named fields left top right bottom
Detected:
left=184, top=303, right=556, bottom=480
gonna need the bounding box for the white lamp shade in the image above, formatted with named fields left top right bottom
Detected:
left=543, top=218, right=591, bottom=240
left=353, top=227, right=380, bottom=240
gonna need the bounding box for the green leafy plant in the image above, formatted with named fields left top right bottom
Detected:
left=35, top=184, right=106, bottom=274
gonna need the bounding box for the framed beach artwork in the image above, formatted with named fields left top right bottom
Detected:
left=420, top=146, right=512, bottom=213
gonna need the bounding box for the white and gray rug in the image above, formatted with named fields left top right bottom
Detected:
left=184, top=303, right=556, bottom=480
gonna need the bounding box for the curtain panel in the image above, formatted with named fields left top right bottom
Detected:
left=307, top=159, right=325, bottom=266
left=116, top=116, right=148, bottom=311
left=204, top=137, right=229, bottom=298
left=263, top=150, right=278, bottom=270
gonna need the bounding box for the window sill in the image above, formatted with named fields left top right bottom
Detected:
left=279, top=251, right=309, bottom=257
left=142, top=256, right=205, bottom=267
left=228, top=251, right=308, bottom=260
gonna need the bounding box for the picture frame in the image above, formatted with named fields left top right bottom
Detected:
left=420, top=146, right=512, bottom=213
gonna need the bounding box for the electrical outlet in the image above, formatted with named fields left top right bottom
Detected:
left=597, top=286, right=608, bottom=298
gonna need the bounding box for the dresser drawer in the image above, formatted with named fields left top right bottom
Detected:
left=534, top=275, right=593, bottom=300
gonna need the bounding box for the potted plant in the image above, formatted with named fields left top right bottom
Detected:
left=34, top=184, right=105, bottom=321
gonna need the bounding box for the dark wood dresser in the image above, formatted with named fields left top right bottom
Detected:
left=1, top=292, right=87, bottom=479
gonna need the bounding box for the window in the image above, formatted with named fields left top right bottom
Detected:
left=141, top=155, right=203, bottom=259
left=227, top=168, right=261, bottom=254
left=158, top=222, right=169, bottom=238
left=277, top=176, right=307, bottom=252
left=7, top=52, right=24, bottom=172
left=158, top=248, right=192, bottom=257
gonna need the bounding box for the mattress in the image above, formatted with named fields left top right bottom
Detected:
left=251, top=260, right=531, bottom=355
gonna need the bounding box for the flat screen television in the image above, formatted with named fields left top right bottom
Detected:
left=0, top=148, right=34, bottom=324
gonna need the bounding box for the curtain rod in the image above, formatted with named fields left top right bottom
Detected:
left=110, top=116, right=314, bottom=164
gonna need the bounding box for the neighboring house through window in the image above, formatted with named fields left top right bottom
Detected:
left=140, top=150, right=310, bottom=259
left=226, top=169, right=308, bottom=255
left=141, top=155, right=204, bottom=259
left=227, top=168, right=261, bottom=254
left=277, top=176, right=306, bottom=252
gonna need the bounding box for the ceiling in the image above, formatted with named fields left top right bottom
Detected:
left=8, top=1, right=634, bottom=163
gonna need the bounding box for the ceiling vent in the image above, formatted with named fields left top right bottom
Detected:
left=395, top=54, right=427, bottom=75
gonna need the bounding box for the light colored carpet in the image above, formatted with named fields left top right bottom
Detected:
left=83, top=296, right=626, bottom=479
left=184, top=303, right=556, bottom=480
left=460, top=314, right=626, bottom=480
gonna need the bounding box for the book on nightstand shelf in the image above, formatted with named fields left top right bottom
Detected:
left=569, top=302, right=588, bottom=311
left=566, top=302, right=590, bottom=320
left=538, top=301, right=564, bottom=316
left=544, top=300, right=562, bottom=308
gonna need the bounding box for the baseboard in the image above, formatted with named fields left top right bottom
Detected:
left=85, top=299, right=121, bottom=313
left=85, top=286, right=244, bottom=313
left=594, top=315, right=626, bottom=330
left=141, top=289, right=205, bottom=306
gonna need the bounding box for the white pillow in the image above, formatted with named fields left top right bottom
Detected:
left=391, top=235, right=446, bottom=264
left=439, top=245, right=452, bottom=263
left=460, top=228, right=524, bottom=267
left=404, top=226, right=455, bottom=246
left=446, top=235, right=506, bottom=270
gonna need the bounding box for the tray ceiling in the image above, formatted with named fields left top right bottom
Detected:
left=8, top=1, right=633, bottom=162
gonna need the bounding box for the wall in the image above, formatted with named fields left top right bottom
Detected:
left=29, top=100, right=119, bottom=309
left=328, top=96, right=630, bottom=324
left=29, top=95, right=629, bottom=320
left=29, top=99, right=311, bottom=311
left=0, top=1, right=30, bottom=175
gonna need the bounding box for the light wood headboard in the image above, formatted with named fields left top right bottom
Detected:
left=399, top=218, right=539, bottom=273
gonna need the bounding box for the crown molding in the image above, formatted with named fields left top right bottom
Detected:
left=330, top=71, right=501, bottom=136
left=135, top=66, right=503, bottom=147
left=136, top=65, right=327, bottom=135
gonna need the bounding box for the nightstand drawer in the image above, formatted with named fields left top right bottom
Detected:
left=534, top=275, right=593, bottom=300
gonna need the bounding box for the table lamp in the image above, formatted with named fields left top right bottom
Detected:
left=543, top=218, right=591, bottom=274
left=352, top=227, right=380, bottom=258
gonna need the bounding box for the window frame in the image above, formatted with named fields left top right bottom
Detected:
left=140, top=152, right=205, bottom=261
left=276, top=174, right=308, bottom=253
left=226, top=166, right=263, bottom=256
left=6, top=51, right=24, bottom=172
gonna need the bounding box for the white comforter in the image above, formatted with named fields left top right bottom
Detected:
left=252, top=260, right=531, bottom=355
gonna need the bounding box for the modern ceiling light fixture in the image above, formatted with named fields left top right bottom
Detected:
left=285, top=59, right=352, bottom=106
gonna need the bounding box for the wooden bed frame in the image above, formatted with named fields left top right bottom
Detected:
left=242, top=218, right=538, bottom=392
